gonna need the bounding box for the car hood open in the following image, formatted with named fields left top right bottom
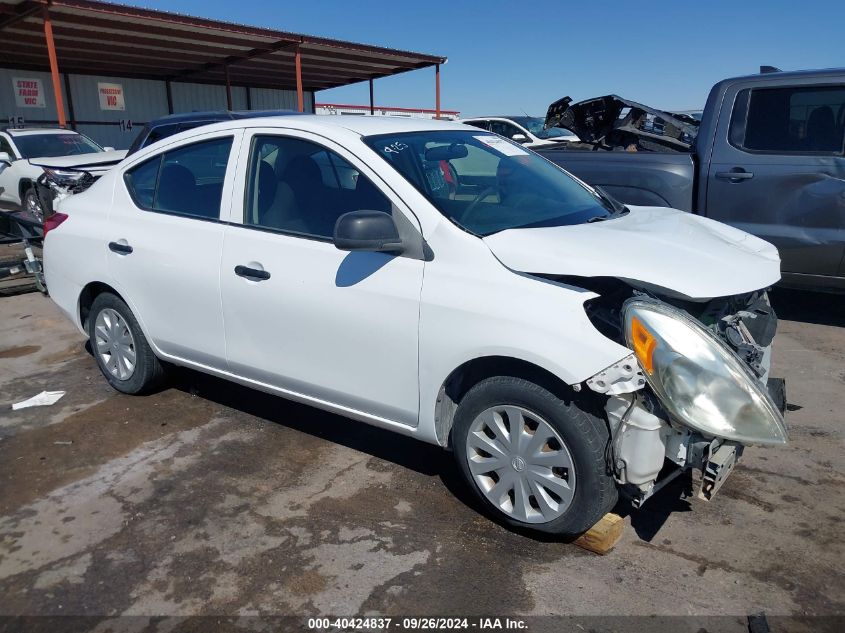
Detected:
left=482, top=206, right=781, bottom=300
left=543, top=94, right=699, bottom=151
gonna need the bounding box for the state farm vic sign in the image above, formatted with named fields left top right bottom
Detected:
left=98, top=82, right=126, bottom=111
left=12, top=78, right=46, bottom=108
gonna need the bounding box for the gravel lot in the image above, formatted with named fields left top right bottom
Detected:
left=0, top=288, right=842, bottom=631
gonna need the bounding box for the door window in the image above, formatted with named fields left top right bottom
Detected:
left=463, top=120, right=490, bottom=131
left=243, top=135, right=391, bottom=239
left=730, top=85, right=845, bottom=154
left=489, top=121, right=524, bottom=141
left=0, top=136, right=15, bottom=158
left=123, top=136, right=233, bottom=219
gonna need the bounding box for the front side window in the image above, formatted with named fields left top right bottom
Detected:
left=244, top=135, right=391, bottom=239
left=124, top=136, right=233, bottom=219
left=364, top=131, right=612, bottom=236
left=730, top=85, right=845, bottom=154
left=13, top=132, right=103, bottom=158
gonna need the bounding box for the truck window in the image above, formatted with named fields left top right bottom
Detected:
left=730, top=85, right=845, bottom=154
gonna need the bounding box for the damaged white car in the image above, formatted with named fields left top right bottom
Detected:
left=43, top=117, right=787, bottom=537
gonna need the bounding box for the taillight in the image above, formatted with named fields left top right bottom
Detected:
left=43, top=212, right=68, bottom=238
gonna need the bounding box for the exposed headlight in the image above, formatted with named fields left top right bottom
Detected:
left=622, top=299, right=787, bottom=445
left=42, top=167, right=87, bottom=187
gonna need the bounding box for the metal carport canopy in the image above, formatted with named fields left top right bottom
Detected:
left=0, top=0, right=447, bottom=121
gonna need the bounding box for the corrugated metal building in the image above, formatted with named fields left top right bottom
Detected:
left=1, top=0, right=446, bottom=149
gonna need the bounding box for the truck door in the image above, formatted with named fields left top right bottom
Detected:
left=704, top=80, right=845, bottom=283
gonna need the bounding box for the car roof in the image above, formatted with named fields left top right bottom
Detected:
left=146, top=109, right=300, bottom=125
left=461, top=116, right=532, bottom=121
left=3, top=127, right=79, bottom=136
left=180, top=114, right=473, bottom=136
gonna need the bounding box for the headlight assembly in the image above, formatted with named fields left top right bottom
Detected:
left=622, top=299, right=787, bottom=445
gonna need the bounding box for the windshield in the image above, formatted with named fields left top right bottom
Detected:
left=13, top=133, right=103, bottom=159
left=511, top=116, right=571, bottom=140
left=364, top=131, right=611, bottom=236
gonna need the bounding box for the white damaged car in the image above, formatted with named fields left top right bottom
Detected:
left=43, top=116, right=787, bottom=537
left=0, top=127, right=125, bottom=220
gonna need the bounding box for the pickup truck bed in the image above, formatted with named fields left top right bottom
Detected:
left=536, top=148, right=696, bottom=212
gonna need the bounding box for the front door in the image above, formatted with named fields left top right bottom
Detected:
left=705, top=82, right=845, bottom=278
left=220, top=130, right=424, bottom=426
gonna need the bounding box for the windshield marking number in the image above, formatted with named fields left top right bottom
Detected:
left=383, top=142, right=409, bottom=154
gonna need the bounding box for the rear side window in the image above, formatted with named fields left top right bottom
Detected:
left=730, top=85, right=845, bottom=154
left=124, top=136, right=233, bottom=220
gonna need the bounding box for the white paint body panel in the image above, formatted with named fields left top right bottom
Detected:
left=44, top=115, right=780, bottom=447
left=484, top=205, right=782, bottom=300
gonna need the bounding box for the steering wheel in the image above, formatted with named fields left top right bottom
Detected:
left=459, top=186, right=498, bottom=224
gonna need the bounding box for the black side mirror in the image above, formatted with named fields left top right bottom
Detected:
left=333, top=210, right=404, bottom=253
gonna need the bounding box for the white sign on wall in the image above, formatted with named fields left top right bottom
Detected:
left=12, top=78, right=46, bottom=108
left=98, top=82, right=125, bottom=111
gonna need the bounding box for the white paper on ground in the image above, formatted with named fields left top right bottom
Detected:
left=11, top=390, right=66, bottom=410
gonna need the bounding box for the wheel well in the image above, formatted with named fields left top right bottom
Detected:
left=19, top=178, right=33, bottom=198
left=434, top=356, right=585, bottom=448
left=79, top=282, right=124, bottom=331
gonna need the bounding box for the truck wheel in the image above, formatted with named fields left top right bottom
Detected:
left=452, top=376, right=617, bottom=537
left=88, top=293, right=164, bottom=394
left=23, top=187, right=44, bottom=223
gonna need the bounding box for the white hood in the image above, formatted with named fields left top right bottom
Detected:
left=483, top=206, right=781, bottom=300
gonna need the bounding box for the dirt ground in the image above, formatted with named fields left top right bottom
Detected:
left=0, top=287, right=843, bottom=632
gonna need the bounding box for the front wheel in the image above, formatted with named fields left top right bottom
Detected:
left=452, top=376, right=617, bottom=537
left=88, top=293, right=164, bottom=394
left=23, top=187, right=44, bottom=223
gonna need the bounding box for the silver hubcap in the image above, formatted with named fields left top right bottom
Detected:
left=94, top=308, right=136, bottom=380
left=466, top=405, right=576, bottom=524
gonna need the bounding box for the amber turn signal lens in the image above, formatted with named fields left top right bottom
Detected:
left=630, top=316, right=657, bottom=374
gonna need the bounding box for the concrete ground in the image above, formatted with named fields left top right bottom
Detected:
left=0, top=287, right=843, bottom=631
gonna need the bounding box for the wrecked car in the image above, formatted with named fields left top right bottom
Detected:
left=536, top=67, right=845, bottom=292
left=44, top=116, right=786, bottom=537
left=0, top=126, right=125, bottom=222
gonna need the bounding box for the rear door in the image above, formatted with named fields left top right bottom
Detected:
left=705, top=79, right=845, bottom=279
left=108, top=129, right=241, bottom=368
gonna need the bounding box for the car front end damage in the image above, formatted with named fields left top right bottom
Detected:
left=581, top=284, right=787, bottom=507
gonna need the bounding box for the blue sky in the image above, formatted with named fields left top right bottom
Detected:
left=132, top=0, right=842, bottom=117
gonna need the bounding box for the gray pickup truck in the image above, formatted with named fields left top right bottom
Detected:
left=536, top=68, right=845, bottom=291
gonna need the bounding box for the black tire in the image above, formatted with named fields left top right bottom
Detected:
left=452, top=376, right=617, bottom=537
left=87, top=292, right=165, bottom=394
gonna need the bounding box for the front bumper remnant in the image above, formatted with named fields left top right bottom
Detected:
left=698, top=442, right=743, bottom=501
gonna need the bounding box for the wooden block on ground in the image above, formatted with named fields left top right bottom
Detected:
left=573, top=512, right=624, bottom=555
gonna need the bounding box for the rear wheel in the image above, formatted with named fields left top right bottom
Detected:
left=88, top=293, right=164, bottom=394
left=453, top=376, right=617, bottom=537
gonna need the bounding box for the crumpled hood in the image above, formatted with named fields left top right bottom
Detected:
left=483, top=206, right=781, bottom=300
left=28, top=149, right=127, bottom=172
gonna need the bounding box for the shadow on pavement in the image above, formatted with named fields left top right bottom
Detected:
left=770, top=287, right=845, bottom=327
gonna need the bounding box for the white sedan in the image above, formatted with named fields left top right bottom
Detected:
left=43, top=116, right=787, bottom=537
